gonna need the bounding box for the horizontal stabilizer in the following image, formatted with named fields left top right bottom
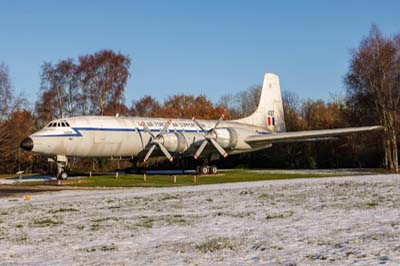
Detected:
left=245, top=126, right=384, bottom=144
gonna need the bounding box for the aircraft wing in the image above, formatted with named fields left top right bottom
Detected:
left=245, top=126, right=384, bottom=144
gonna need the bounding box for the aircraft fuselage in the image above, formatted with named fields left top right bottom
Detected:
left=26, top=116, right=271, bottom=159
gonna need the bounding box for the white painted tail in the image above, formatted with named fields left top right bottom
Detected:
left=234, top=73, right=286, bottom=132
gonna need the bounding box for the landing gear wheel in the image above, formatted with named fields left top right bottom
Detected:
left=209, top=165, right=218, bottom=175
left=59, top=171, right=68, bottom=180
left=199, top=165, right=209, bottom=175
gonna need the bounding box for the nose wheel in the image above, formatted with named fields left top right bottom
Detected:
left=57, top=163, right=69, bottom=180
left=55, top=155, right=69, bottom=180
left=59, top=170, right=68, bottom=180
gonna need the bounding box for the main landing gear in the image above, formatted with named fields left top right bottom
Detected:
left=197, top=164, right=218, bottom=175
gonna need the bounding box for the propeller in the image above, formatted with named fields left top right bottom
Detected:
left=141, top=120, right=174, bottom=162
left=192, top=115, right=228, bottom=159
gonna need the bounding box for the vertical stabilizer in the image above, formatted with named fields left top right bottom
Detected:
left=234, top=73, right=286, bottom=132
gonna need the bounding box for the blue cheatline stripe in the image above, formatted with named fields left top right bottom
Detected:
left=34, top=127, right=201, bottom=137
left=34, top=127, right=273, bottom=138
left=74, top=127, right=136, bottom=132
left=34, top=128, right=82, bottom=137
left=74, top=127, right=200, bottom=133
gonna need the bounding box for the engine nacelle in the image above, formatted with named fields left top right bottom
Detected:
left=161, top=133, right=188, bottom=153
left=214, top=128, right=238, bottom=149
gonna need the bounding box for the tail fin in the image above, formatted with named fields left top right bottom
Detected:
left=234, top=73, right=286, bottom=132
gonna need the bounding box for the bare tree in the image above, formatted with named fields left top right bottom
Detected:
left=130, top=96, right=161, bottom=117
left=282, top=91, right=303, bottom=131
left=218, top=84, right=262, bottom=119
left=37, top=59, right=79, bottom=119
left=345, top=25, right=400, bottom=172
left=57, top=59, right=79, bottom=117
left=0, top=63, right=29, bottom=171
left=0, top=63, right=17, bottom=156
left=0, top=121, right=11, bottom=157
left=35, top=89, right=58, bottom=127
left=36, top=50, right=131, bottom=119
left=78, top=50, right=131, bottom=115
left=39, top=62, right=63, bottom=119
left=0, top=63, right=14, bottom=120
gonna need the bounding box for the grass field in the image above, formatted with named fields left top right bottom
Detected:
left=12, top=169, right=344, bottom=187
left=0, top=174, right=38, bottom=179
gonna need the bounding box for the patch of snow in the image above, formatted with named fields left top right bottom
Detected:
left=1, top=174, right=400, bottom=265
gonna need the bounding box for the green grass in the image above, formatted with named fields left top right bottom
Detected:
left=32, top=218, right=63, bottom=227
left=196, top=237, right=237, bottom=253
left=80, top=244, right=118, bottom=252
left=70, top=170, right=336, bottom=187
left=0, top=173, right=40, bottom=179
left=11, top=169, right=344, bottom=188
left=48, top=208, right=79, bottom=213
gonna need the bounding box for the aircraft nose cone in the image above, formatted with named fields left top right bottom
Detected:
left=20, top=137, right=33, bottom=151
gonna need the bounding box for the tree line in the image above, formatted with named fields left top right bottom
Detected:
left=0, top=25, right=398, bottom=174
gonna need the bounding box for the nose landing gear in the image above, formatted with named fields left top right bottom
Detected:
left=57, top=164, right=69, bottom=180
left=52, top=155, right=69, bottom=180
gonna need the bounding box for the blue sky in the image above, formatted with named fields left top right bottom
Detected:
left=1, top=0, right=399, bottom=106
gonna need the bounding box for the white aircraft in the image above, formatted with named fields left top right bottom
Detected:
left=20, top=73, right=383, bottom=179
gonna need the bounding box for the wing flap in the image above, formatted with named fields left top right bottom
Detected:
left=245, top=126, right=384, bottom=144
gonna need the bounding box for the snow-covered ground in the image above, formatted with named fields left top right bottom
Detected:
left=1, top=174, right=400, bottom=265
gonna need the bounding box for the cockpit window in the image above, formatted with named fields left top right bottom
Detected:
left=47, top=120, right=70, bottom=127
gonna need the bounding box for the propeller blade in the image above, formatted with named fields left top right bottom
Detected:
left=194, top=140, right=208, bottom=159
left=192, top=117, right=206, bottom=133
left=141, top=121, right=155, bottom=138
left=143, top=144, right=157, bottom=162
left=160, top=119, right=171, bottom=135
left=212, top=115, right=224, bottom=130
left=210, top=138, right=228, bottom=158
left=158, top=143, right=174, bottom=162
